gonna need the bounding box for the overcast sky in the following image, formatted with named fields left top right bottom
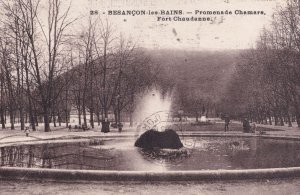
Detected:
left=68, top=0, right=284, bottom=50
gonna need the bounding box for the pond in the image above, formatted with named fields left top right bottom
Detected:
left=1, top=137, right=300, bottom=171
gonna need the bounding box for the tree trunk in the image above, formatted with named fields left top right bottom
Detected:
left=43, top=106, right=50, bottom=132
left=101, top=107, right=104, bottom=121
left=296, top=112, right=300, bottom=128
left=114, top=108, right=118, bottom=125
left=25, top=61, right=35, bottom=130
left=58, top=110, right=61, bottom=126
left=82, top=104, right=87, bottom=127
left=53, top=116, right=56, bottom=127
left=129, top=111, right=133, bottom=127
left=0, top=108, right=5, bottom=129
left=264, top=114, right=268, bottom=125
left=294, top=103, right=300, bottom=127
left=78, top=107, right=81, bottom=125
left=279, top=111, right=284, bottom=126
left=33, top=105, right=38, bottom=127
left=0, top=74, right=4, bottom=129
left=65, top=89, right=69, bottom=127
left=20, top=107, right=25, bottom=130
left=90, top=108, right=94, bottom=128
left=9, top=108, right=14, bottom=130
left=287, top=113, right=292, bottom=127
left=117, top=108, right=122, bottom=132
left=65, top=109, right=69, bottom=127
left=29, top=101, right=36, bottom=131
left=274, top=110, right=278, bottom=126
left=52, top=109, right=56, bottom=128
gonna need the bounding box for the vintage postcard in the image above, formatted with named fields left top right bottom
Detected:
left=0, top=0, right=300, bottom=194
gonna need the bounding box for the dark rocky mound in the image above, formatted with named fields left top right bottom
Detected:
left=134, top=129, right=183, bottom=149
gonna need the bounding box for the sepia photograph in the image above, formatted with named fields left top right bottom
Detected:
left=0, top=0, right=300, bottom=194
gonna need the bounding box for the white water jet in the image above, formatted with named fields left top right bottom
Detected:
left=133, top=88, right=173, bottom=131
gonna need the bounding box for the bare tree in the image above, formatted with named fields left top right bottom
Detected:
left=1, top=0, right=76, bottom=131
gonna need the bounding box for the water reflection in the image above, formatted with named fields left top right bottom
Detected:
left=1, top=137, right=300, bottom=171
left=0, top=142, right=118, bottom=170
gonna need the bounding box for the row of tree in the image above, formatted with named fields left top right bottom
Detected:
left=0, top=0, right=160, bottom=132
left=220, top=0, right=300, bottom=127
